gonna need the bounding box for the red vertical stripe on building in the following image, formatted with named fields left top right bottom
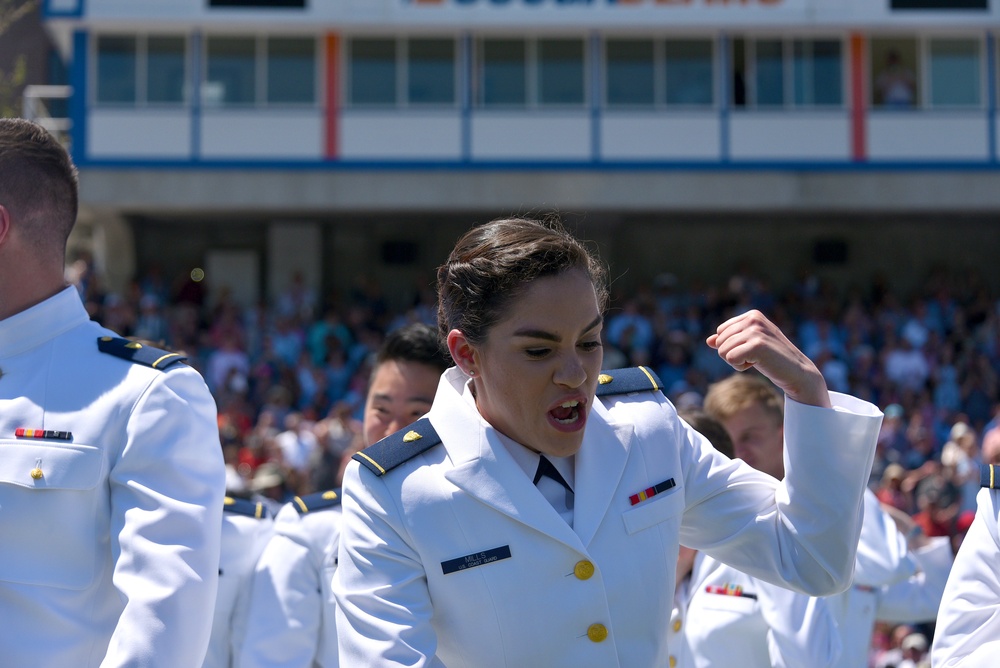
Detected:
left=850, top=33, right=866, bottom=162
left=325, top=33, right=340, bottom=160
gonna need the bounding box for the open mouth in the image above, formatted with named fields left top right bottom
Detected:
left=550, top=400, right=581, bottom=424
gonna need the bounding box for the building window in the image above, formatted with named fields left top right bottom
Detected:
left=928, top=38, right=981, bottom=107
left=792, top=39, right=842, bottom=107
left=408, top=39, right=456, bottom=105
left=733, top=37, right=843, bottom=108
left=537, top=39, right=585, bottom=106
left=147, top=37, right=186, bottom=104
left=96, top=35, right=188, bottom=106
left=96, top=36, right=138, bottom=104
left=754, top=39, right=785, bottom=107
left=477, top=37, right=587, bottom=108
left=347, top=37, right=457, bottom=107
left=664, top=39, right=714, bottom=107
left=267, top=37, right=315, bottom=104
left=480, top=39, right=527, bottom=107
left=205, top=37, right=256, bottom=105
left=606, top=39, right=655, bottom=107
left=871, top=38, right=919, bottom=108
left=349, top=38, right=397, bottom=106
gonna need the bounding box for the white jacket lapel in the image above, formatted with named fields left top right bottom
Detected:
left=573, top=401, right=633, bottom=548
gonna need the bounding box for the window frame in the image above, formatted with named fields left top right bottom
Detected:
left=602, top=35, right=718, bottom=110
left=734, top=34, right=846, bottom=110
left=346, top=35, right=460, bottom=109
left=93, top=33, right=190, bottom=107
left=476, top=35, right=589, bottom=109
left=924, top=35, right=984, bottom=109
left=202, top=34, right=319, bottom=108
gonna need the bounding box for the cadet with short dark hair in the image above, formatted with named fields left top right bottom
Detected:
left=239, top=322, right=449, bottom=668
left=0, top=118, right=226, bottom=667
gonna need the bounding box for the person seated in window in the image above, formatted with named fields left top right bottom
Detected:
left=875, top=49, right=917, bottom=108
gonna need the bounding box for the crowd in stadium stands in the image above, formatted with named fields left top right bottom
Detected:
left=67, top=255, right=999, bottom=667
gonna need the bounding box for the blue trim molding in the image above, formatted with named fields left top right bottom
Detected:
left=70, top=30, right=87, bottom=163
left=718, top=33, right=731, bottom=164
left=43, top=0, right=84, bottom=18
left=987, top=31, right=997, bottom=164
left=461, top=32, right=472, bottom=163
left=190, top=31, right=203, bottom=161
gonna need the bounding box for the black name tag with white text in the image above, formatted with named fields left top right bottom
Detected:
left=441, top=545, right=512, bottom=575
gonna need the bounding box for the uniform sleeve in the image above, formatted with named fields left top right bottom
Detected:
left=874, top=536, right=952, bottom=624
left=679, top=392, right=883, bottom=596
left=103, top=366, right=226, bottom=667
left=758, top=580, right=841, bottom=668
left=239, top=526, right=322, bottom=668
left=853, top=489, right=916, bottom=588
left=931, top=488, right=1000, bottom=667
left=334, top=461, right=446, bottom=668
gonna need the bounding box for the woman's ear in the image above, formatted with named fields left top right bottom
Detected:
left=447, top=329, right=478, bottom=377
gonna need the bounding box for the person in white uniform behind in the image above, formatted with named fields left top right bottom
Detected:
left=334, top=216, right=883, bottom=667
left=0, top=118, right=226, bottom=666
left=676, top=401, right=842, bottom=668
left=239, top=322, right=449, bottom=667
left=204, top=495, right=273, bottom=668
left=703, top=372, right=952, bottom=668
left=931, top=456, right=1000, bottom=665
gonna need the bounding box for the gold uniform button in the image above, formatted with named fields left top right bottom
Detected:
left=587, top=623, right=607, bottom=643
left=670, top=656, right=678, bottom=668
left=574, top=560, right=595, bottom=580
left=672, top=619, right=682, bottom=633
left=30, top=468, right=43, bottom=480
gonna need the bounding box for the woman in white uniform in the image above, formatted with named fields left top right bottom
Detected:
left=334, top=216, right=883, bottom=667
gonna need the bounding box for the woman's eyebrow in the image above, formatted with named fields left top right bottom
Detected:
left=512, top=315, right=603, bottom=342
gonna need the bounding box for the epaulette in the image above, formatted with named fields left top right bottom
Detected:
left=291, top=489, right=341, bottom=515
left=353, top=417, right=441, bottom=477
left=982, top=464, right=998, bottom=490
left=595, top=366, right=664, bottom=397
left=224, top=496, right=269, bottom=519
left=97, top=336, right=187, bottom=370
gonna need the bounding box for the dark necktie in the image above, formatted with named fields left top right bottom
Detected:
left=534, top=455, right=574, bottom=525
left=533, top=455, right=572, bottom=490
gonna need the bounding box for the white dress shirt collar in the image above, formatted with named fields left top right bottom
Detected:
left=459, top=375, right=576, bottom=490
left=0, top=286, right=90, bottom=357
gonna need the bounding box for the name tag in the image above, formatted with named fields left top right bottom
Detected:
left=441, top=545, right=512, bottom=575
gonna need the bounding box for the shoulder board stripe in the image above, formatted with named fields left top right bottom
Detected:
left=982, top=464, right=998, bottom=490
left=223, top=496, right=269, bottom=519
left=97, top=336, right=187, bottom=370
left=352, top=417, right=441, bottom=477
left=355, top=451, right=386, bottom=475
left=596, top=366, right=664, bottom=397
left=292, top=490, right=341, bottom=514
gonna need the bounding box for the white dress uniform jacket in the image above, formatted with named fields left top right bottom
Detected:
left=668, top=575, right=695, bottom=668
left=682, top=552, right=841, bottom=668
left=334, top=366, right=883, bottom=667
left=240, top=490, right=342, bottom=668
left=205, top=498, right=273, bottom=668
left=827, top=489, right=953, bottom=668
left=932, top=467, right=1000, bottom=667
left=0, top=286, right=226, bottom=667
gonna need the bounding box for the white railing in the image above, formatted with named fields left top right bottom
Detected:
left=22, top=84, right=72, bottom=145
